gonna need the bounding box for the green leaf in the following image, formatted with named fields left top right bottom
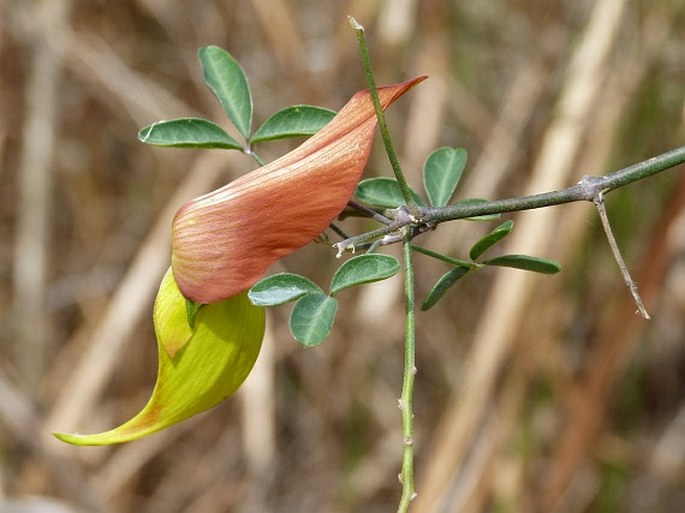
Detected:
left=248, top=273, right=322, bottom=306
left=184, top=298, right=204, bottom=329
left=250, top=105, right=336, bottom=144
left=199, top=45, right=253, bottom=139
left=53, top=268, right=265, bottom=445
left=355, top=177, right=425, bottom=209
left=423, top=147, right=467, bottom=207
left=289, top=293, right=338, bottom=347
left=137, top=118, right=243, bottom=149
left=482, top=254, right=561, bottom=274
left=421, top=266, right=471, bottom=311
left=469, top=220, right=514, bottom=261
left=329, top=254, right=400, bottom=295
left=453, top=198, right=501, bottom=221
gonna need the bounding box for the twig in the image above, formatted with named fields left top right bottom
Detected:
left=329, top=223, right=351, bottom=241
left=593, top=192, right=650, bottom=319
left=423, top=146, right=685, bottom=223
left=334, top=147, right=685, bottom=253
left=347, top=200, right=393, bottom=225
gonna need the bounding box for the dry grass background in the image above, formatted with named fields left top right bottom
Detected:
left=1, top=1, right=685, bottom=512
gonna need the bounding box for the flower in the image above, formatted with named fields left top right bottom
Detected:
left=171, top=76, right=426, bottom=303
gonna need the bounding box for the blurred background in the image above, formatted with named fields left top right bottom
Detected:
left=1, top=0, right=685, bottom=512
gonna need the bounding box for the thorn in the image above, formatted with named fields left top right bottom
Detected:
left=593, top=195, right=651, bottom=320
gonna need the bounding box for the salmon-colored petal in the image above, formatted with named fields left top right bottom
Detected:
left=172, top=76, right=426, bottom=303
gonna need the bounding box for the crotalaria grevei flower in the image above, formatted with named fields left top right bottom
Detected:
left=172, top=76, right=426, bottom=303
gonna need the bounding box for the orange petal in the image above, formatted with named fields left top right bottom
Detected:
left=172, top=76, right=426, bottom=303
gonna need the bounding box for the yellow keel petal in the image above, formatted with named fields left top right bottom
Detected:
left=54, top=268, right=265, bottom=445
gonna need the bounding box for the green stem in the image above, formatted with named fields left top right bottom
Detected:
left=411, top=244, right=476, bottom=268
left=398, top=231, right=417, bottom=512
left=349, top=16, right=419, bottom=216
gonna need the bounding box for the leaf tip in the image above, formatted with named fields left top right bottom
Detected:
left=137, top=121, right=159, bottom=144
